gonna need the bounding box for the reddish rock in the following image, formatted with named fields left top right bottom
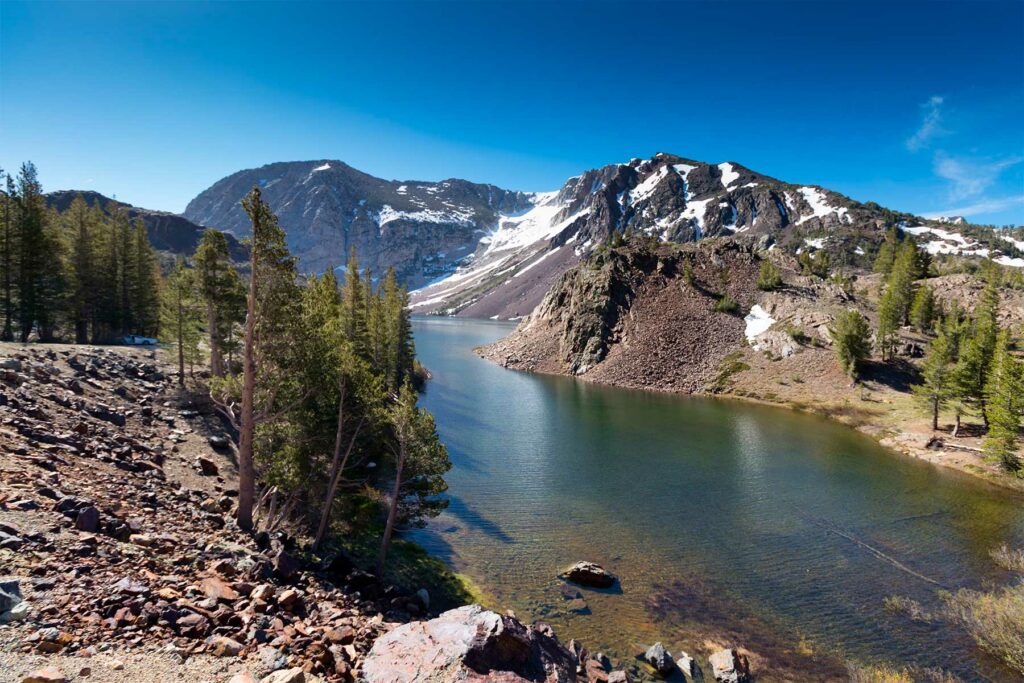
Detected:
left=201, top=576, right=240, bottom=602
left=21, top=668, right=68, bottom=683
left=362, top=605, right=577, bottom=682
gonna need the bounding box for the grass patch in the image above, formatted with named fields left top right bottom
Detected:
left=709, top=351, right=750, bottom=392
left=322, top=533, right=480, bottom=612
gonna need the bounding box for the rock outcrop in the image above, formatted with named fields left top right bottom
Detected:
left=361, top=605, right=578, bottom=682
left=480, top=239, right=763, bottom=393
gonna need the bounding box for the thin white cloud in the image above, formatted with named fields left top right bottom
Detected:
left=934, top=153, right=1024, bottom=200
left=906, top=95, right=947, bottom=152
left=923, top=195, right=1024, bottom=219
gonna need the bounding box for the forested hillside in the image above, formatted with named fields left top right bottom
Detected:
left=0, top=163, right=161, bottom=344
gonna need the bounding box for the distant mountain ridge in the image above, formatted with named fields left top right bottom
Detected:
left=45, top=190, right=247, bottom=262
left=182, top=155, right=1024, bottom=320
left=183, top=160, right=533, bottom=283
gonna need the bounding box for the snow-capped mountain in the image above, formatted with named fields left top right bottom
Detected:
left=184, top=155, right=1024, bottom=320
left=184, top=160, right=533, bottom=284
left=410, top=153, right=894, bottom=318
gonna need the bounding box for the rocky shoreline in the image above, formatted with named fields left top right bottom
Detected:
left=2, top=342, right=742, bottom=683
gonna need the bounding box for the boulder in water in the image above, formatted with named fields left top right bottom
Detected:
left=560, top=561, right=617, bottom=588
left=643, top=642, right=676, bottom=675
left=708, top=648, right=751, bottom=683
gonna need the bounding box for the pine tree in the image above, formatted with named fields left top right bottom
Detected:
left=914, top=331, right=955, bottom=430
left=873, top=229, right=898, bottom=275
left=982, top=330, right=1023, bottom=471
left=0, top=169, right=17, bottom=341
left=161, top=259, right=200, bottom=386
left=15, top=163, right=48, bottom=342
left=910, top=285, right=936, bottom=333
left=377, top=380, right=450, bottom=576
left=953, top=271, right=1001, bottom=431
left=195, top=229, right=241, bottom=376
left=131, top=218, right=161, bottom=336
left=64, top=195, right=98, bottom=343
left=830, top=309, right=872, bottom=379
left=230, top=186, right=300, bottom=532
left=340, top=247, right=366, bottom=353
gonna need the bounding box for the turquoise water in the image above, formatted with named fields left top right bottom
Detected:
left=409, top=316, right=1024, bottom=680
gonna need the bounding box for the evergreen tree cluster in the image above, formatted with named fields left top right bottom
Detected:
left=197, top=188, right=448, bottom=574
left=0, top=164, right=161, bottom=343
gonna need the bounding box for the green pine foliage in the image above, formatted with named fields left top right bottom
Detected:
left=910, top=285, right=936, bottom=333
left=913, top=331, right=955, bottom=430
left=830, top=309, right=873, bottom=379
left=982, top=331, right=1024, bottom=472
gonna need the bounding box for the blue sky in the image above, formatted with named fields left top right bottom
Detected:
left=1, top=1, right=1022, bottom=225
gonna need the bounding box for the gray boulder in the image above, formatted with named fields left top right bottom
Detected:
left=708, top=648, right=751, bottom=683
left=677, top=652, right=704, bottom=681
left=643, top=642, right=676, bottom=676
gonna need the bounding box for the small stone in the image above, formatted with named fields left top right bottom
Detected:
left=259, top=668, right=306, bottom=683
left=74, top=506, right=99, bottom=532
left=677, top=652, right=704, bottom=681
left=197, top=456, right=219, bottom=475
left=108, top=660, right=124, bottom=671
left=207, top=635, right=244, bottom=657
left=708, top=649, right=751, bottom=683
left=229, top=674, right=258, bottom=683
left=201, top=576, right=240, bottom=602
left=21, top=667, right=67, bottom=683
left=129, top=533, right=154, bottom=547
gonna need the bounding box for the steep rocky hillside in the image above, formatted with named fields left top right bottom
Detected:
left=481, top=238, right=769, bottom=392
left=45, top=191, right=247, bottom=262
left=183, top=161, right=533, bottom=284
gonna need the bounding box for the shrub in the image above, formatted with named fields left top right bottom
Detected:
left=944, top=583, right=1024, bottom=675
left=757, top=260, right=783, bottom=290
left=714, top=294, right=740, bottom=314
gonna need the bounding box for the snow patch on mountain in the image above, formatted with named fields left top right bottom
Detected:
left=744, top=305, right=775, bottom=341
left=719, top=162, right=740, bottom=189
left=479, top=192, right=566, bottom=253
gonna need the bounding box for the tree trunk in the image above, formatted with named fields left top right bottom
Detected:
left=953, top=410, right=961, bottom=437
left=377, top=443, right=406, bottom=577
left=314, top=385, right=366, bottom=550
left=237, top=253, right=258, bottom=532
left=931, top=397, right=939, bottom=431
left=176, top=293, right=185, bottom=387
left=207, top=301, right=224, bottom=377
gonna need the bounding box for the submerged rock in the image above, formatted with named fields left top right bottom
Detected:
left=708, top=648, right=751, bottom=683
left=560, top=561, right=617, bottom=588
left=643, top=642, right=676, bottom=676
left=677, top=652, right=704, bottom=681
left=362, top=604, right=577, bottom=682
